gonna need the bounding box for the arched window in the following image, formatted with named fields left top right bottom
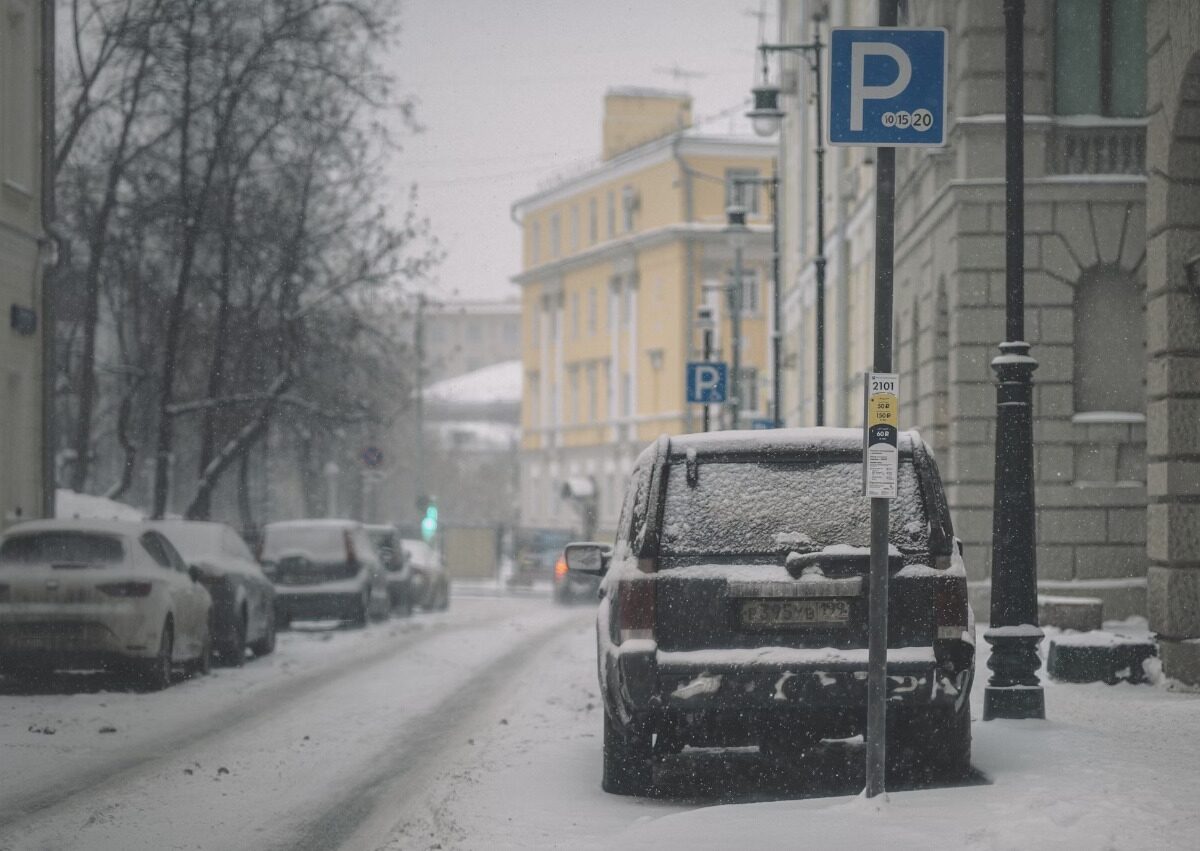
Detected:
left=1074, top=266, right=1144, bottom=414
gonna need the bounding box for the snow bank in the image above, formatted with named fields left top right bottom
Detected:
left=425, top=359, right=522, bottom=405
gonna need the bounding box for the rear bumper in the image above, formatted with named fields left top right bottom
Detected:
left=0, top=617, right=158, bottom=668
left=606, top=641, right=972, bottom=724
left=275, top=589, right=365, bottom=621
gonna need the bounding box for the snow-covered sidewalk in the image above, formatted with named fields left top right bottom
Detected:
left=391, top=615, right=1200, bottom=851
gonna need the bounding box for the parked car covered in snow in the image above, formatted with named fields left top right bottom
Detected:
left=566, top=428, right=975, bottom=795
left=260, top=520, right=390, bottom=627
left=401, top=538, right=449, bottom=611
left=150, top=520, right=276, bottom=665
left=0, top=520, right=213, bottom=689
left=366, top=524, right=414, bottom=614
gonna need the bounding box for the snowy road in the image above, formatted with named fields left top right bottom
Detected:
left=2, top=595, right=1199, bottom=850
left=0, top=596, right=591, bottom=850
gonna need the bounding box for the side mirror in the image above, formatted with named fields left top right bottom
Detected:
left=564, top=542, right=611, bottom=577
left=188, top=564, right=203, bottom=583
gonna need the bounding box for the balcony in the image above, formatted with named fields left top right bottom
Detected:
left=1047, top=117, right=1146, bottom=176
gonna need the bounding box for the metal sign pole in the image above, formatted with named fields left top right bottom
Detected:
left=865, top=0, right=898, bottom=803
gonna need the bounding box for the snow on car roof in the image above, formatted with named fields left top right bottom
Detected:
left=264, top=518, right=362, bottom=530
left=657, top=427, right=922, bottom=460
left=3, top=518, right=148, bottom=538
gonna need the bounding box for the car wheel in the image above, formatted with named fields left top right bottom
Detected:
left=890, top=699, right=972, bottom=783
left=348, top=591, right=369, bottom=628
left=186, top=631, right=212, bottom=679
left=220, top=610, right=248, bottom=667
left=601, top=708, right=653, bottom=796
left=250, top=608, right=277, bottom=657
left=136, top=621, right=174, bottom=692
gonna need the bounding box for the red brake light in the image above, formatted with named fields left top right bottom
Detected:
left=97, top=581, right=153, bottom=598
left=617, top=577, right=655, bottom=642
left=554, top=556, right=568, bottom=579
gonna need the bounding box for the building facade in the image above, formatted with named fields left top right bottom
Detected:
left=421, top=299, right=521, bottom=384
left=0, top=0, right=48, bottom=529
left=513, top=89, right=777, bottom=537
left=1144, top=2, right=1200, bottom=682
left=777, top=0, right=1156, bottom=624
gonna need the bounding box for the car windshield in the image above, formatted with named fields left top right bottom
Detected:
left=0, top=532, right=125, bottom=565
left=660, top=459, right=929, bottom=557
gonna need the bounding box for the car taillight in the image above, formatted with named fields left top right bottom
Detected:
left=97, top=581, right=153, bottom=598
left=934, top=575, right=968, bottom=640
left=554, top=556, right=568, bottom=579
left=618, top=566, right=656, bottom=643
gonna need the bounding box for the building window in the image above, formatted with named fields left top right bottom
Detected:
left=586, top=364, right=598, bottom=422
left=568, top=367, right=580, bottom=423
left=725, top=168, right=761, bottom=214
left=569, top=205, right=580, bottom=252
left=530, top=221, right=541, bottom=264
left=621, top=185, right=637, bottom=232
left=1074, top=266, right=1144, bottom=413
left=528, top=374, right=540, bottom=427
left=550, top=213, right=562, bottom=259
left=740, top=367, right=759, bottom=412
left=2, top=4, right=33, bottom=189
left=589, top=197, right=598, bottom=244
left=622, top=372, right=633, bottom=417
left=732, top=270, right=759, bottom=316
left=570, top=292, right=579, bottom=337
left=1054, top=0, right=1145, bottom=117
left=587, top=287, right=597, bottom=333
left=606, top=190, right=616, bottom=238
left=608, top=277, right=621, bottom=329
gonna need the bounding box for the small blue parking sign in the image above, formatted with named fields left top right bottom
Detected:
left=828, top=28, right=947, bottom=147
left=686, top=362, right=727, bottom=404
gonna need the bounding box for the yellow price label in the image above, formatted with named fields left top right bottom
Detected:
left=868, top=393, right=897, bottom=427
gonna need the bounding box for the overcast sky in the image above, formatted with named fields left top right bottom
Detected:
left=387, top=0, right=777, bottom=303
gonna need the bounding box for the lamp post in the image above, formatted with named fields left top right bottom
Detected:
left=747, top=15, right=827, bottom=427
left=726, top=205, right=749, bottom=429
left=984, top=0, right=1045, bottom=721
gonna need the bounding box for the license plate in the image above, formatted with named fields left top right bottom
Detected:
left=740, top=598, right=851, bottom=629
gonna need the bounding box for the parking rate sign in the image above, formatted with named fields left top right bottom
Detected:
left=828, top=27, right=947, bottom=147
left=686, top=362, right=727, bottom=404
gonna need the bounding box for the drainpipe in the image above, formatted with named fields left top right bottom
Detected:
left=40, top=0, right=57, bottom=518
left=672, top=133, right=696, bottom=433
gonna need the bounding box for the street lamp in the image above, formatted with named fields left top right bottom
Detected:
left=725, top=205, right=749, bottom=429
left=748, top=17, right=827, bottom=427
left=984, top=0, right=1045, bottom=721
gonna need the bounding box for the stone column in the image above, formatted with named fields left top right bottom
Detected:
left=1145, top=3, right=1200, bottom=684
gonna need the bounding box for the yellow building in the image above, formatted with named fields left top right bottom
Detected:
left=511, top=88, right=777, bottom=536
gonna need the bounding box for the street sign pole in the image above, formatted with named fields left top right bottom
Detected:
left=702, top=330, right=714, bottom=432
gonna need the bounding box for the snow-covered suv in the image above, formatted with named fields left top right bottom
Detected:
left=565, top=428, right=975, bottom=796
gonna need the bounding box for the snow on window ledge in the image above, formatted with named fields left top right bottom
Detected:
left=1071, top=411, right=1146, bottom=425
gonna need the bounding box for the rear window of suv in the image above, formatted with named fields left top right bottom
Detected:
left=0, top=532, right=125, bottom=565
left=660, top=459, right=929, bottom=558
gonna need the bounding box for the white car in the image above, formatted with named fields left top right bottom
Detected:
left=0, top=519, right=212, bottom=690
left=401, top=538, right=449, bottom=611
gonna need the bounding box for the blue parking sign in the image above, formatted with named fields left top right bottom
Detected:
left=828, top=28, right=947, bottom=147
left=687, top=362, right=727, bottom=404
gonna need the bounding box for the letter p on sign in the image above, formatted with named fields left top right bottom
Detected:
left=829, top=28, right=947, bottom=148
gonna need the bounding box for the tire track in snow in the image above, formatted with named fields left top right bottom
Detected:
left=0, top=606, right=524, bottom=831
left=278, top=610, right=591, bottom=851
